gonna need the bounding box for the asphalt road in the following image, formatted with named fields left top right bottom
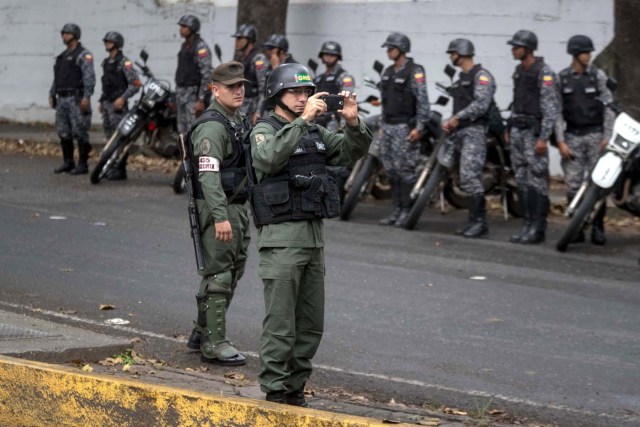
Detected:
left=1, top=153, right=638, bottom=427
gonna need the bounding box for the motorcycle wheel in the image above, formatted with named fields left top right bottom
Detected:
left=90, top=136, right=125, bottom=184
left=556, top=185, right=601, bottom=252
left=443, top=176, right=472, bottom=210
left=403, top=163, right=444, bottom=230
left=340, top=155, right=376, bottom=220
left=172, top=165, right=186, bottom=194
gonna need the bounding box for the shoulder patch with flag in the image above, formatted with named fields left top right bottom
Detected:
left=198, top=48, right=209, bottom=58
left=414, top=72, right=425, bottom=83
left=84, top=54, right=93, bottom=63
left=255, top=60, right=265, bottom=70
left=342, top=76, right=353, bottom=87
left=543, top=75, right=554, bottom=86
left=124, top=60, right=133, bottom=70
left=478, top=75, right=490, bottom=85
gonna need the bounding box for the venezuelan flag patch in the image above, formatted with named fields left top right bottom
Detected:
left=543, top=75, right=554, bottom=86
left=342, top=76, right=353, bottom=87
left=414, top=72, right=425, bottom=83
left=124, top=60, right=133, bottom=69
left=198, top=48, right=209, bottom=58
left=478, top=75, right=490, bottom=85
left=84, top=54, right=93, bottom=63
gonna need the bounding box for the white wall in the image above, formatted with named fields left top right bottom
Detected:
left=0, top=0, right=614, bottom=172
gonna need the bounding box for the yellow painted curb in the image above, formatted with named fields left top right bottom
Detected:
left=0, top=355, right=413, bottom=427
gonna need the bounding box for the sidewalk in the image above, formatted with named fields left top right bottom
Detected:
left=0, top=308, right=479, bottom=427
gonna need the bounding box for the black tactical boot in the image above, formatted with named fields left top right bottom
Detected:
left=266, top=391, right=287, bottom=404
left=380, top=177, right=402, bottom=226
left=521, top=190, right=548, bottom=244
left=509, top=189, right=531, bottom=243
left=70, top=142, right=91, bottom=175
left=462, top=195, right=489, bottom=238
left=566, top=193, right=585, bottom=243
left=286, top=390, right=309, bottom=407
left=394, top=180, right=416, bottom=228
left=591, top=203, right=607, bottom=245
left=200, top=295, right=246, bottom=366
left=54, top=138, right=75, bottom=174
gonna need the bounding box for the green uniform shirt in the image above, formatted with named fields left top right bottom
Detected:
left=191, top=98, right=247, bottom=224
left=250, top=112, right=373, bottom=249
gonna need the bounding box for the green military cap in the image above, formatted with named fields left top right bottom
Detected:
left=211, top=61, right=249, bottom=85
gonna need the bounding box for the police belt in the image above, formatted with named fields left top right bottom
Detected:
left=56, top=89, right=82, bottom=97
left=566, top=124, right=604, bottom=136
left=382, top=115, right=417, bottom=126
left=458, top=116, right=487, bottom=130
left=510, top=115, right=540, bottom=130
left=102, top=92, right=125, bottom=102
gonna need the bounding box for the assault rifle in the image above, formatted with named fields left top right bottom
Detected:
left=178, top=134, right=205, bottom=271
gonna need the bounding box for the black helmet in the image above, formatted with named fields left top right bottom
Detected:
left=178, top=15, right=200, bottom=33
left=232, top=24, right=257, bottom=43
left=507, top=30, right=538, bottom=50
left=262, top=34, right=288, bottom=51
left=381, top=33, right=411, bottom=53
left=446, top=38, right=475, bottom=56
left=567, top=35, right=595, bottom=56
left=318, top=41, right=342, bottom=60
left=266, top=63, right=316, bottom=100
left=61, top=23, right=81, bottom=39
left=103, top=31, right=124, bottom=49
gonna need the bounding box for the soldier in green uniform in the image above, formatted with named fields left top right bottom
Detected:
left=249, top=63, right=372, bottom=406
left=185, top=62, right=251, bottom=366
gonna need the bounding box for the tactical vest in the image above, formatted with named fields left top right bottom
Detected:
left=53, top=44, right=85, bottom=93
left=560, top=68, right=603, bottom=131
left=239, top=47, right=260, bottom=98
left=451, top=64, right=489, bottom=129
left=175, top=38, right=202, bottom=87
left=380, top=59, right=416, bottom=124
left=249, top=116, right=341, bottom=226
left=101, top=51, right=128, bottom=102
left=512, top=59, right=545, bottom=118
left=186, top=109, right=250, bottom=203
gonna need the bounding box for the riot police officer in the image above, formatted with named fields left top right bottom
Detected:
left=313, top=41, right=355, bottom=131
left=441, top=39, right=497, bottom=238
left=555, top=35, right=614, bottom=245
left=99, top=31, right=141, bottom=180
left=185, top=62, right=251, bottom=366
left=175, top=15, right=212, bottom=136
left=232, top=24, right=268, bottom=124
left=377, top=33, right=431, bottom=227
left=49, top=23, right=96, bottom=175
left=507, top=30, right=560, bottom=244
left=249, top=64, right=372, bottom=406
left=256, top=34, right=296, bottom=116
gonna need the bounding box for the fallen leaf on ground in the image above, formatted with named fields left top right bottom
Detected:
left=417, top=419, right=441, bottom=426
left=122, top=364, right=131, bottom=372
left=224, top=372, right=246, bottom=381
left=129, top=337, right=142, bottom=344
left=185, top=367, right=195, bottom=372
left=82, top=364, right=93, bottom=372
left=99, top=304, right=116, bottom=310
left=58, top=308, right=77, bottom=314
left=442, top=407, right=467, bottom=416
left=489, top=409, right=507, bottom=416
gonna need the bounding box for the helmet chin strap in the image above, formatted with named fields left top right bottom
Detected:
left=276, top=97, right=301, bottom=118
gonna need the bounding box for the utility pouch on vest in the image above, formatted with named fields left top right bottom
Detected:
left=261, top=179, right=293, bottom=216
left=321, top=175, right=340, bottom=218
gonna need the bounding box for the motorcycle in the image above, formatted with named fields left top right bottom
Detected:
left=401, top=64, right=522, bottom=230
left=556, top=103, right=640, bottom=252
left=90, top=49, right=178, bottom=184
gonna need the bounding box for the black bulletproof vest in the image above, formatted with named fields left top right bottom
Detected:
left=239, top=47, right=260, bottom=98
left=249, top=117, right=340, bottom=226
left=560, top=68, right=603, bottom=130
left=186, top=109, right=250, bottom=203
left=512, top=59, right=545, bottom=118
left=53, top=44, right=85, bottom=92
left=451, top=64, right=488, bottom=128
left=175, top=38, right=201, bottom=87
left=380, top=59, right=416, bottom=123
left=315, top=67, right=344, bottom=94
left=101, top=51, right=128, bottom=101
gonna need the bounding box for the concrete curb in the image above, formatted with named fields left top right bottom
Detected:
left=0, top=355, right=415, bottom=427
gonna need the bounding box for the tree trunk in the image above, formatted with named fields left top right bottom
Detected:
left=236, top=0, right=289, bottom=47
left=594, top=0, right=640, bottom=112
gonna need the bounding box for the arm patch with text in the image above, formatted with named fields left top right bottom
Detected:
left=199, top=156, right=220, bottom=172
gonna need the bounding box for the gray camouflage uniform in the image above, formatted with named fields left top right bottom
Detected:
left=509, top=63, right=560, bottom=197
left=176, top=38, right=212, bottom=136
left=100, top=54, right=141, bottom=138
left=237, top=51, right=268, bottom=119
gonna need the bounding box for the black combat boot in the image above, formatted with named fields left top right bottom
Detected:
left=70, top=142, right=91, bottom=175
left=286, top=386, right=309, bottom=407
left=509, top=189, right=531, bottom=243
left=591, top=203, right=607, bottom=245
left=54, top=138, right=75, bottom=174
left=379, top=177, right=402, bottom=226
left=567, top=193, right=585, bottom=243
left=265, top=391, right=287, bottom=404
left=394, top=180, right=416, bottom=228
left=520, top=190, right=548, bottom=244
left=106, top=152, right=128, bottom=181
left=462, top=195, right=489, bottom=238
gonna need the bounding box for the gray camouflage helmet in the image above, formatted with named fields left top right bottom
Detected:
left=507, top=30, right=538, bottom=51
left=266, top=63, right=316, bottom=100
left=262, top=34, right=289, bottom=51
left=103, top=31, right=124, bottom=49
left=61, top=23, right=81, bottom=39
left=567, top=35, right=595, bottom=56
left=381, top=33, right=411, bottom=53
left=446, top=38, right=475, bottom=57
left=178, top=15, right=200, bottom=33
left=232, top=24, right=257, bottom=43
left=318, top=41, right=342, bottom=60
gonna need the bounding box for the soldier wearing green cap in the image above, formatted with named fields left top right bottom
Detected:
left=185, top=61, right=252, bottom=366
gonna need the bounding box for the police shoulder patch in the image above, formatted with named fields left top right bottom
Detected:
left=198, top=48, right=209, bottom=58
left=200, top=138, right=212, bottom=155
left=255, top=134, right=266, bottom=145
left=414, top=72, right=425, bottom=83
left=543, top=74, right=554, bottom=86
left=124, top=60, right=133, bottom=70
left=199, top=156, right=220, bottom=172
left=84, top=54, right=93, bottom=63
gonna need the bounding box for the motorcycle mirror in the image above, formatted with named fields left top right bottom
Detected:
left=435, top=96, right=449, bottom=106
left=444, top=64, right=456, bottom=80
left=307, top=58, right=318, bottom=74
left=214, top=44, right=222, bottom=63
left=140, top=49, right=149, bottom=63
left=364, top=95, right=379, bottom=103
left=373, top=60, right=384, bottom=76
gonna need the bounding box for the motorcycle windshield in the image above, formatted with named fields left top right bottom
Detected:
left=144, top=79, right=170, bottom=104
